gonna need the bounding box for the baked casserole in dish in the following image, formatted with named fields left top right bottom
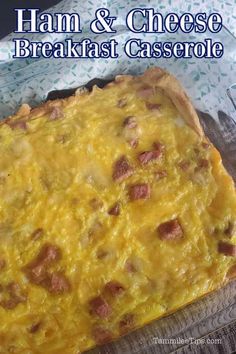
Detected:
left=0, top=67, right=235, bottom=353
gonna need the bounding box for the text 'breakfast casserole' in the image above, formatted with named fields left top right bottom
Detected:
left=0, top=67, right=235, bottom=353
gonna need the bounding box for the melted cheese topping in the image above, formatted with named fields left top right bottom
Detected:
left=0, top=77, right=236, bottom=354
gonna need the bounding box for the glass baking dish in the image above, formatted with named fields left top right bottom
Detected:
left=45, top=78, right=236, bottom=354
left=0, top=15, right=236, bottom=354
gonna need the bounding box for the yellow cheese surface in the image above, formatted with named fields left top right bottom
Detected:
left=0, top=74, right=236, bottom=353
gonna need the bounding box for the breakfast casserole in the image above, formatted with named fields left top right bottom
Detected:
left=0, top=67, right=235, bottom=353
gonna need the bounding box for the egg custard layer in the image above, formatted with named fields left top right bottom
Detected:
left=0, top=67, right=236, bottom=353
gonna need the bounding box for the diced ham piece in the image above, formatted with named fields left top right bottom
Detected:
left=28, top=322, right=41, bottom=334
left=123, top=116, right=137, bottom=129
left=194, top=158, right=209, bottom=174
left=117, top=98, right=127, bottom=108
left=89, top=198, right=103, bottom=211
left=125, top=260, right=137, bottom=273
left=0, top=299, right=17, bottom=310
left=202, top=142, right=210, bottom=149
left=96, top=249, right=109, bottom=260
left=0, top=298, right=20, bottom=310
left=153, top=141, right=165, bottom=152
left=6, top=120, right=27, bottom=131
left=104, top=281, right=125, bottom=297
left=28, top=270, right=70, bottom=294
left=23, top=243, right=62, bottom=285
left=31, top=228, right=44, bottom=241
left=224, top=222, right=235, bottom=238
left=112, top=156, right=134, bottom=183
left=198, top=158, right=209, bottom=168
left=122, top=117, right=140, bottom=149
left=7, top=282, right=24, bottom=297
left=218, top=241, right=236, bottom=257
left=46, top=272, right=71, bottom=294
left=89, top=296, right=112, bottom=318
left=128, top=138, right=139, bottom=149
left=49, top=106, right=64, bottom=120
left=157, top=219, right=183, bottom=240
left=227, top=264, right=236, bottom=278
left=137, top=86, right=153, bottom=98
left=0, top=282, right=27, bottom=310
left=155, top=170, right=167, bottom=180
left=146, top=102, right=161, bottom=111
left=178, top=160, right=190, bottom=171
left=27, top=263, right=46, bottom=284
left=138, top=149, right=162, bottom=166
left=128, top=183, right=150, bottom=201
left=108, top=202, right=120, bottom=216
left=92, top=326, right=113, bottom=345
left=119, top=313, right=135, bottom=334
left=28, top=244, right=61, bottom=268
left=0, top=258, right=6, bottom=271
left=6, top=282, right=27, bottom=307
